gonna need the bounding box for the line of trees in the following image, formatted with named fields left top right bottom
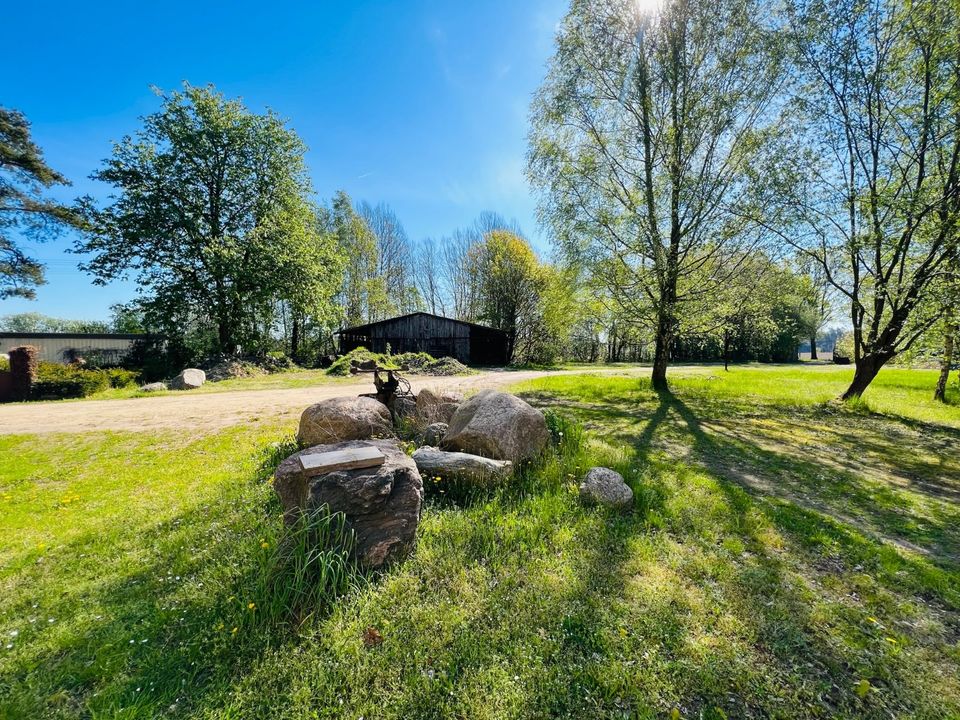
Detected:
left=1, top=86, right=579, bottom=367
left=529, top=0, right=959, bottom=400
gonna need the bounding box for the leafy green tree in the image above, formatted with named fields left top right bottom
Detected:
left=76, top=85, right=339, bottom=357
left=529, top=0, right=782, bottom=390
left=471, top=230, right=544, bottom=363
left=760, top=0, right=960, bottom=399
left=358, top=201, right=420, bottom=315
left=328, top=191, right=390, bottom=327
left=0, top=312, right=109, bottom=333
left=0, top=107, right=82, bottom=299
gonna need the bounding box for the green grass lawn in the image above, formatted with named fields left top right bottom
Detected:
left=83, top=368, right=355, bottom=401
left=1, top=365, right=958, bottom=718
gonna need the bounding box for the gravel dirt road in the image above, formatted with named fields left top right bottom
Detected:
left=0, top=368, right=637, bottom=435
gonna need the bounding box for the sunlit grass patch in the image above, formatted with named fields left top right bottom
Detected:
left=2, top=364, right=959, bottom=718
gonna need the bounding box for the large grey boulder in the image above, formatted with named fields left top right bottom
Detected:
left=422, top=422, right=448, bottom=447
left=579, top=467, right=633, bottom=510
left=440, top=389, right=549, bottom=463
left=273, top=439, right=423, bottom=568
left=298, top=396, right=393, bottom=446
left=416, top=388, right=463, bottom=424
left=169, top=368, right=205, bottom=390
left=140, top=382, right=167, bottom=393
left=413, top=446, right=512, bottom=485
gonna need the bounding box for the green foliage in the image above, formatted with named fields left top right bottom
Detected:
left=252, top=505, right=358, bottom=628
left=0, top=313, right=111, bottom=333
left=32, top=362, right=111, bottom=399
left=328, top=191, right=388, bottom=327
left=325, top=346, right=397, bottom=376
left=103, top=368, right=139, bottom=389
left=529, top=0, right=783, bottom=384
left=326, top=347, right=473, bottom=377
left=76, top=84, right=342, bottom=358
left=0, top=107, right=83, bottom=300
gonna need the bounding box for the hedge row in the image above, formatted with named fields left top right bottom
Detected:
left=31, top=363, right=140, bottom=400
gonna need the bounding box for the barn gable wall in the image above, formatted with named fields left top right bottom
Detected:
left=338, top=313, right=507, bottom=365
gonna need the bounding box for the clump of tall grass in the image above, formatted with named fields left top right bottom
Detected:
left=249, top=505, right=360, bottom=629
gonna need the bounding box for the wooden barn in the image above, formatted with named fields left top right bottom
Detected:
left=337, top=312, right=509, bottom=366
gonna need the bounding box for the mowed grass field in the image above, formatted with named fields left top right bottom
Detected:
left=0, top=365, right=958, bottom=718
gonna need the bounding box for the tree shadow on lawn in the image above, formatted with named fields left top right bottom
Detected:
left=523, top=386, right=960, bottom=575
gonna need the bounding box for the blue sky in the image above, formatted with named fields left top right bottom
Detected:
left=2, top=0, right=566, bottom=321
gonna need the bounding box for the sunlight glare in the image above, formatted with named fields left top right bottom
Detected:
left=634, top=0, right=662, bottom=16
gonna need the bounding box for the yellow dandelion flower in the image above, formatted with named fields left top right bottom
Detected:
left=260, top=541, right=270, bottom=549
left=248, top=602, right=256, bottom=610
left=231, top=627, right=238, bottom=634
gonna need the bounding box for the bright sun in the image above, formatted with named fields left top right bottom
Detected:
left=634, top=0, right=662, bottom=15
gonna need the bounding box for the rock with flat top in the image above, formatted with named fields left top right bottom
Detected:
left=579, top=467, right=633, bottom=510
left=298, top=396, right=393, bottom=446
left=440, top=389, right=549, bottom=463
left=140, top=382, right=167, bottom=392
left=273, top=439, right=423, bottom=568
left=412, top=446, right=512, bottom=485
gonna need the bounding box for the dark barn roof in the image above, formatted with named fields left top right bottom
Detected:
left=337, top=312, right=508, bottom=366
left=337, top=312, right=504, bottom=336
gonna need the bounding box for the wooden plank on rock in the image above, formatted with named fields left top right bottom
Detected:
left=299, top=446, right=386, bottom=475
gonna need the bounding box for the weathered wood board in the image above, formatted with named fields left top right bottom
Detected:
left=299, top=446, right=386, bottom=475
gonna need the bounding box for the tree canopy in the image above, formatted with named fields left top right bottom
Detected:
left=76, top=84, right=341, bottom=357
left=0, top=107, right=82, bottom=299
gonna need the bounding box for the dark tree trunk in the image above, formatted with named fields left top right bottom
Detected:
left=291, top=315, right=301, bottom=361
left=723, top=331, right=731, bottom=371
left=218, top=322, right=233, bottom=355
left=651, top=311, right=672, bottom=391
left=810, top=334, right=818, bottom=361
left=841, top=353, right=889, bottom=400
left=934, top=329, right=954, bottom=403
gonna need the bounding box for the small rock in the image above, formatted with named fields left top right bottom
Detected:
left=579, top=467, right=633, bottom=510
left=422, top=422, right=448, bottom=446
left=298, top=396, right=394, bottom=446
left=140, top=382, right=167, bottom=392
left=390, top=396, right=417, bottom=423
left=169, top=368, right=205, bottom=390
left=412, top=446, right=512, bottom=485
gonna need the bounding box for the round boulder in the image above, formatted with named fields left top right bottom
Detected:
left=579, top=467, right=633, bottom=510
left=273, top=439, right=423, bottom=568
left=416, top=388, right=463, bottom=424
left=298, top=396, right=394, bottom=446
left=440, top=389, right=549, bottom=463
left=169, top=368, right=206, bottom=390
left=422, top=422, right=448, bottom=447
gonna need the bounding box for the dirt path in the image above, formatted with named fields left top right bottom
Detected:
left=0, top=368, right=638, bottom=435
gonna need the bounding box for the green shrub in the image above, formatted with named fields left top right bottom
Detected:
left=105, top=368, right=140, bottom=388
left=326, top=347, right=398, bottom=376
left=327, top=347, right=473, bottom=377
left=0, top=356, right=8, bottom=372
left=32, top=362, right=111, bottom=399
